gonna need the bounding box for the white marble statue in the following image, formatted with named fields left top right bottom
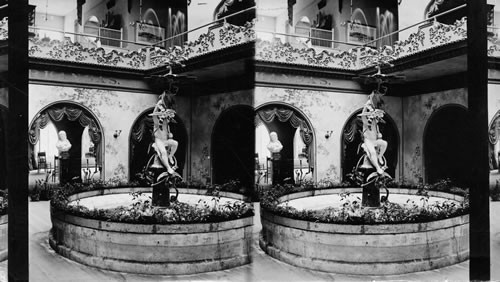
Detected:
left=56, top=130, right=72, bottom=157
left=151, top=92, right=179, bottom=174
left=358, top=91, right=388, bottom=175
left=267, top=132, right=283, bottom=154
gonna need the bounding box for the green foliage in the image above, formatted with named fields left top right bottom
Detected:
left=50, top=183, right=254, bottom=224
left=260, top=181, right=469, bottom=225
left=491, top=180, right=500, bottom=201
left=30, top=178, right=56, bottom=201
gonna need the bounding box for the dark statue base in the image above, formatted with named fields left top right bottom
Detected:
left=150, top=168, right=180, bottom=207
left=271, top=152, right=281, bottom=186
left=360, top=167, right=381, bottom=208
left=152, top=181, right=171, bottom=207
left=362, top=180, right=381, bottom=207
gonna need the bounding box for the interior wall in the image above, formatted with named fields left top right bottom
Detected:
left=398, top=1, right=430, bottom=40
left=188, top=0, right=221, bottom=41
left=254, top=86, right=403, bottom=184
left=189, top=89, right=253, bottom=186
left=402, top=87, right=467, bottom=185
left=35, top=12, right=64, bottom=29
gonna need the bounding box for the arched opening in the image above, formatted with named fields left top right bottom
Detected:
left=488, top=110, right=500, bottom=171
left=28, top=102, right=104, bottom=184
left=212, top=105, right=254, bottom=194
left=424, top=105, right=469, bottom=186
left=341, top=109, right=399, bottom=181
left=129, top=108, right=188, bottom=182
left=255, top=104, right=314, bottom=185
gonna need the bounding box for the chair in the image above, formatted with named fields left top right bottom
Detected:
left=37, top=152, right=47, bottom=173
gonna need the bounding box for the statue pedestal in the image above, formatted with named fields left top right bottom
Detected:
left=152, top=180, right=171, bottom=207
left=362, top=181, right=380, bottom=207
left=151, top=168, right=171, bottom=207
left=59, top=152, right=71, bottom=184
left=271, top=152, right=281, bottom=185
left=361, top=168, right=380, bottom=208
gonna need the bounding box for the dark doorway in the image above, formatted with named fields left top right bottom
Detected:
left=130, top=110, right=187, bottom=181
left=342, top=110, right=399, bottom=181
left=424, top=105, right=469, bottom=186
left=212, top=105, right=254, bottom=195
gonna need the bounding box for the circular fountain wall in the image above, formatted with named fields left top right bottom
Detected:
left=260, top=188, right=469, bottom=275
left=50, top=187, right=253, bottom=275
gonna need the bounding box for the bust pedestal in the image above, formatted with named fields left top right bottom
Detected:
left=271, top=152, right=281, bottom=185
left=59, top=151, right=71, bottom=184
left=361, top=167, right=381, bottom=207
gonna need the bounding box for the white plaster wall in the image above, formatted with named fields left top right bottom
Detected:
left=489, top=83, right=500, bottom=122
left=402, top=88, right=467, bottom=184
left=188, top=0, right=220, bottom=41
left=63, top=8, right=78, bottom=42
left=254, top=86, right=403, bottom=184
left=398, top=1, right=429, bottom=40
left=28, top=84, right=160, bottom=181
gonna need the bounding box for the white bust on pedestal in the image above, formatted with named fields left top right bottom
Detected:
left=267, top=132, right=283, bottom=154
left=56, top=130, right=72, bottom=158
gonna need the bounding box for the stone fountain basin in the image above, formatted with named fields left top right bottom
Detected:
left=260, top=188, right=469, bottom=275
left=50, top=187, right=253, bottom=275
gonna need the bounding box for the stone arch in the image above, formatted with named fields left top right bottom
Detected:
left=128, top=107, right=188, bottom=181
left=28, top=101, right=105, bottom=182
left=340, top=108, right=399, bottom=182
left=255, top=102, right=316, bottom=184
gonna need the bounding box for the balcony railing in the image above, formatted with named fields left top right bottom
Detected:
left=255, top=10, right=468, bottom=70
left=83, top=25, right=123, bottom=48
left=294, top=26, right=335, bottom=48
left=28, top=7, right=257, bottom=70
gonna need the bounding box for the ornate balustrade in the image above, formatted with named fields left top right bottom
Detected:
left=27, top=21, right=256, bottom=70
left=256, top=17, right=467, bottom=70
